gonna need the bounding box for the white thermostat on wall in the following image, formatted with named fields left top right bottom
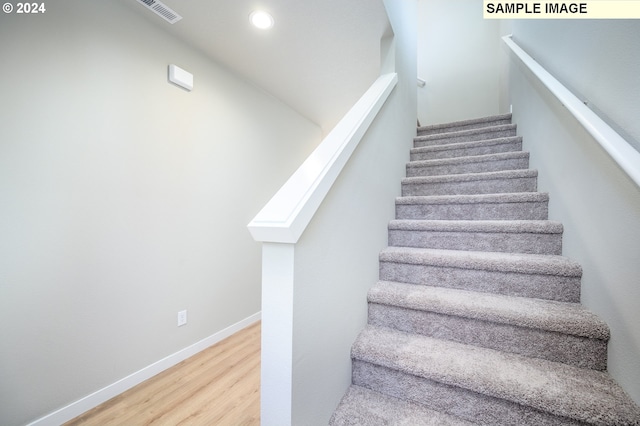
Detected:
left=168, top=64, right=193, bottom=91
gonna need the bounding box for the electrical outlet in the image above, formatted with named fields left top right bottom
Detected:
left=177, top=310, right=187, bottom=327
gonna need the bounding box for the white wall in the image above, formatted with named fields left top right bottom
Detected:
left=0, top=2, right=320, bottom=425
left=511, top=20, right=640, bottom=152
left=417, top=0, right=503, bottom=125
left=506, top=21, right=640, bottom=404
left=287, top=1, right=417, bottom=424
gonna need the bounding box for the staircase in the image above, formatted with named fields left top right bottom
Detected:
left=330, top=114, right=640, bottom=425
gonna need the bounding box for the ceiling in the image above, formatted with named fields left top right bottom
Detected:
left=121, top=0, right=392, bottom=133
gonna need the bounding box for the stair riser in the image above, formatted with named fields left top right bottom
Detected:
left=388, top=229, right=562, bottom=255
left=330, top=386, right=476, bottom=426
left=396, top=200, right=549, bottom=221
left=402, top=176, right=537, bottom=197
left=411, top=141, right=522, bottom=161
left=414, top=129, right=517, bottom=148
left=407, top=156, right=529, bottom=177
left=418, top=118, right=513, bottom=136
left=352, top=361, right=585, bottom=426
left=378, top=262, right=580, bottom=302
left=368, top=304, right=607, bottom=370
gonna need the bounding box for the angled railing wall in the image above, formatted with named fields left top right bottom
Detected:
left=248, top=73, right=398, bottom=244
left=504, top=33, right=640, bottom=404
left=503, top=34, right=640, bottom=189
left=247, top=72, right=406, bottom=425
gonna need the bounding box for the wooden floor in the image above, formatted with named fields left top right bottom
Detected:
left=65, top=322, right=261, bottom=426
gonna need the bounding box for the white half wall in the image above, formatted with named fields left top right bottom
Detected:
left=417, top=0, right=502, bottom=125
left=0, top=2, right=320, bottom=425
left=506, top=22, right=640, bottom=404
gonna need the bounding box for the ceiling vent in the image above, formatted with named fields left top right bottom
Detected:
left=136, top=0, right=182, bottom=24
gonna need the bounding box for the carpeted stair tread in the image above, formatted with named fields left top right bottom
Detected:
left=413, top=124, right=517, bottom=147
left=417, top=113, right=512, bottom=136
left=397, top=192, right=549, bottom=206
left=402, top=169, right=537, bottom=185
left=411, top=136, right=522, bottom=157
left=389, top=219, right=562, bottom=234
left=352, top=326, right=640, bottom=425
left=379, top=246, right=582, bottom=277
left=388, top=219, right=563, bottom=254
left=369, top=281, right=609, bottom=340
left=379, top=247, right=581, bottom=301
left=329, top=385, right=476, bottom=426
left=401, top=169, right=538, bottom=196
left=396, top=192, right=550, bottom=221
left=410, top=140, right=523, bottom=162
left=368, top=281, right=607, bottom=369
left=406, top=151, right=530, bottom=177
left=352, top=360, right=589, bottom=426
left=408, top=151, right=529, bottom=168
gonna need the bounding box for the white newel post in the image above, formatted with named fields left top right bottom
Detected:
left=260, top=242, right=295, bottom=426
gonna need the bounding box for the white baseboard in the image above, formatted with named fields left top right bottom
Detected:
left=28, top=312, right=261, bottom=426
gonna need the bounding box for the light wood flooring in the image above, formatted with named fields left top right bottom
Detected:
left=65, top=321, right=261, bottom=426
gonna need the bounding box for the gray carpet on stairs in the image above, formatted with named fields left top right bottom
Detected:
left=367, top=281, right=608, bottom=370
left=350, top=326, right=639, bottom=425
left=379, top=247, right=582, bottom=302
left=330, top=114, right=640, bottom=425
left=410, top=136, right=523, bottom=160
left=406, top=151, right=531, bottom=177
left=401, top=169, right=539, bottom=196
left=413, top=124, right=517, bottom=147
left=396, top=192, right=550, bottom=221
left=330, top=385, right=476, bottom=426
left=388, top=219, right=563, bottom=255
left=416, top=113, right=513, bottom=136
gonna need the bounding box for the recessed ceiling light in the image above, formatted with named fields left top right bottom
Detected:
left=249, top=10, right=274, bottom=30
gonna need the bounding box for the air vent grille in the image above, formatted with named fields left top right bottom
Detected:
left=135, top=0, right=182, bottom=24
